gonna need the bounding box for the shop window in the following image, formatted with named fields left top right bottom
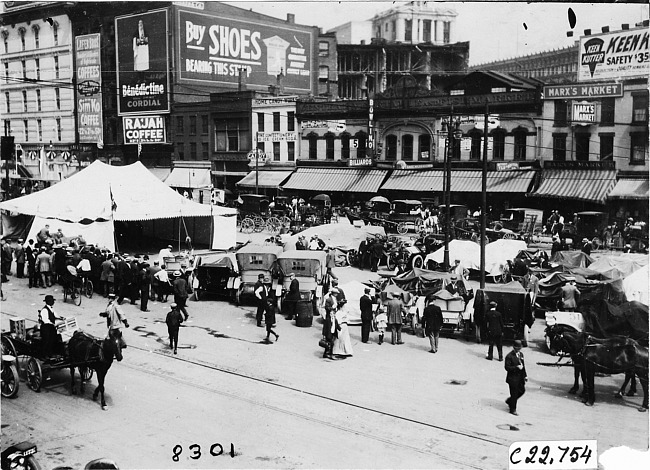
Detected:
left=385, top=134, right=397, bottom=161
left=575, top=133, right=590, bottom=161
left=632, top=93, right=648, bottom=124
left=287, top=112, right=295, bottom=132
left=308, top=134, right=318, bottom=160
left=325, top=133, right=335, bottom=160
left=600, top=98, right=615, bottom=126
left=554, top=100, right=568, bottom=126
left=418, top=134, right=431, bottom=160
left=273, top=112, right=280, bottom=132
left=273, top=142, right=280, bottom=161
left=287, top=141, right=295, bottom=161
left=513, top=129, right=527, bottom=160
left=401, top=134, right=413, bottom=161
left=552, top=133, right=567, bottom=161
left=630, top=133, right=648, bottom=165
left=599, top=133, right=614, bottom=161
left=341, top=133, right=350, bottom=159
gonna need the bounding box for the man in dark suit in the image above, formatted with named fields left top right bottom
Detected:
left=254, top=273, right=267, bottom=327
left=422, top=298, right=444, bottom=353
left=505, top=340, right=527, bottom=415
left=485, top=301, right=504, bottom=361
left=285, top=273, right=300, bottom=321
left=359, top=287, right=374, bottom=343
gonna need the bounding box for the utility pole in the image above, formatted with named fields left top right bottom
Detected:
left=480, top=102, right=489, bottom=289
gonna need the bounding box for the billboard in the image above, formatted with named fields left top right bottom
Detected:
left=123, top=116, right=167, bottom=144
left=115, top=9, right=170, bottom=115
left=178, top=9, right=312, bottom=92
left=75, top=33, right=103, bottom=144
left=578, top=27, right=649, bottom=82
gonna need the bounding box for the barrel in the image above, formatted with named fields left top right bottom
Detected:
left=295, top=300, right=314, bottom=327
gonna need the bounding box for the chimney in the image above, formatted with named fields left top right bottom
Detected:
left=287, top=13, right=295, bottom=24
left=583, top=29, right=591, bottom=36
left=238, top=67, right=248, bottom=91
left=601, top=26, right=609, bottom=33
left=622, top=24, right=629, bottom=30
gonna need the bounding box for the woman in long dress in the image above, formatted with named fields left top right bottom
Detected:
left=332, top=304, right=354, bottom=357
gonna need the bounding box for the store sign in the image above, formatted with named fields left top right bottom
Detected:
left=75, top=33, right=104, bottom=144
left=300, top=120, right=346, bottom=133
left=256, top=132, right=297, bottom=142
left=496, top=162, right=520, bottom=171
left=115, top=9, right=170, bottom=115
left=578, top=27, right=649, bottom=81
left=572, top=101, right=596, bottom=124
left=178, top=9, right=312, bottom=92
left=543, top=82, right=623, bottom=99
left=123, top=116, right=167, bottom=144
left=253, top=97, right=297, bottom=106
left=348, top=158, right=373, bottom=167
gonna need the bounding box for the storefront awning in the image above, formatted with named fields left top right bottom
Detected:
left=282, top=168, right=388, bottom=193
left=236, top=170, right=293, bottom=189
left=380, top=169, right=536, bottom=193
left=528, top=169, right=616, bottom=204
left=608, top=178, right=649, bottom=200
left=164, top=168, right=212, bottom=189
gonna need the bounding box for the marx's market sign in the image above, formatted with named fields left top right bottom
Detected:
left=122, top=116, right=167, bottom=144
left=572, top=102, right=596, bottom=124
left=543, top=83, right=623, bottom=100
left=578, top=27, right=649, bottom=81
left=178, top=9, right=312, bottom=92
left=75, top=33, right=103, bottom=144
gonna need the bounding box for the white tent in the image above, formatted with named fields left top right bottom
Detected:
left=0, top=160, right=237, bottom=251
left=623, top=265, right=649, bottom=306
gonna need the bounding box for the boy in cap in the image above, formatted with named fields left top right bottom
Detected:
left=505, top=340, right=527, bottom=415
left=172, top=270, right=190, bottom=320
left=102, top=293, right=129, bottom=349
left=166, top=303, right=183, bottom=354
left=485, top=301, right=504, bottom=361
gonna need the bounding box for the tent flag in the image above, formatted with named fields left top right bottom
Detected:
left=110, top=186, right=117, bottom=212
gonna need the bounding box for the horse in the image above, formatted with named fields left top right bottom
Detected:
left=582, top=336, right=648, bottom=412
left=546, top=325, right=639, bottom=401
left=67, top=330, right=123, bottom=410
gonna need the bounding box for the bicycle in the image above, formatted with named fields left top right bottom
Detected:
left=62, top=277, right=82, bottom=306
left=79, top=272, right=94, bottom=299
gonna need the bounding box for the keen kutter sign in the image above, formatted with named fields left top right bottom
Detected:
left=578, top=26, right=649, bottom=81
left=178, top=9, right=312, bottom=92
left=123, top=116, right=166, bottom=144
left=115, top=9, right=170, bottom=115
left=75, top=33, right=103, bottom=143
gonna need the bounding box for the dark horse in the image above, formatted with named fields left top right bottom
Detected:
left=67, top=330, right=123, bottom=410
left=547, top=326, right=648, bottom=411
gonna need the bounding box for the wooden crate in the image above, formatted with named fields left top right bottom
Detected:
left=57, top=317, right=79, bottom=341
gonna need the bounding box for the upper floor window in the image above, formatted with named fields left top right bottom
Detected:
left=513, top=129, right=527, bottom=160
left=201, top=115, right=209, bottom=135
left=4, top=63, right=8, bottom=81
left=176, top=116, right=184, bottom=134
left=423, top=20, right=431, bottom=42
left=54, top=56, right=59, bottom=79
left=21, top=60, right=26, bottom=78
left=418, top=134, right=431, bottom=160
left=554, top=100, right=568, bottom=126
left=55, top=88, right=60, bottom=109
left=22, top=90, right=27, bottom=112
left=319, top=65, right=329, bottom=80
left=308, top=134, right=318, bottom=160
left=53, top=21, right=59, bottom=46
left=32, top=24, right=40, bottom=49
left=575, top=133, right=590, bottom=161
left=19, top=27, right=26, bottom=51
left=492, top=130, right=505, bottom=160
left=189, top=116, right=197, bottom=136
left=202, top=142, right=209, bottom=160
left=355, top=132, right=367, bottom=158
left=599, top=133, right=614, bottom=161
left=190, top=142, right=197, bottom=159
left=469, top=130, right=482, bottom=160
left=600, top=98, right=615, bottom=126
left=552, top=133, right=567, bottom=161
left=273, top=142, right=281, bottom=161
left=287, top=112, right=295, bottom=132
left=287, top=141, right=295, bottom=161
left=405, top=19, right=412, bottom=42
left=632, top=92, right=648, bottom=124
left=443, top=22, right=451, bottom=43
left=56, top=117, right=61, bottom=141
left=385, top=134, right=397, bottom=161
left=325, top=133, right=335, bottom=160
left=319, top=41, right=329, bottom=57
left=401, top=134, right=413, bottom=161
left=37, top=119, right=42, bottom=141
left=341, top=133, right=350, bottom=159
left=4, top=92, right=9, bottom=114
left=23, top=119, right=29, bottom=141
left=215, top=121, right=242, bottom=152
left=257, top=113, right=264, bottom=132
left=2, top=30, right=8, bottom=54
left=630, top=132, right=647, bottom=165
left=273, top=112, right=280, bottom=132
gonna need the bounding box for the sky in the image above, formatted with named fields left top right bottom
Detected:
left=226, top=1, right=649, bottom=65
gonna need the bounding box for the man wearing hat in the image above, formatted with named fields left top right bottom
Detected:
left=39, top=294, right=65, bottom=357
left=254, top=273, right=269, bottom=327
left=386, top=291, right=408, bottom=345
left=165, top=303, right=183, bottom=354
left=158, top=244, right=173, bottom=264
left=102, top=293, right=129, bottom=349
left=505, top=340, right=527, bottom=416
left=331, top=278, right=345, bottom=305
left=149, top=260, right=162, bottom=301
left=561, top=277, right=580, bottom=311
left=295, top=235, right=308, bottom=251
left=422, top=296, right=444, bottom=353
left=485, top=301, right=504, bottom=361
left=172, top=271, right=190, bottom=321
left=360, top=287, right=374, bottom=343
left=14, top=239, right=25, bottom=278
left=285, top=273, right=300, bottom=321
left=580, top=238, right=592, bottom=255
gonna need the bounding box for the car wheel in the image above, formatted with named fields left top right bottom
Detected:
left=411, top=254, right=423, bottom=269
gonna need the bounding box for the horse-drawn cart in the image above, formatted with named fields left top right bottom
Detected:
left=1, top=317, right=92, bottom=393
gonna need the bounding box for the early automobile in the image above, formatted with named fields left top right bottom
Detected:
left=191, top=252, right=238, bottom=301
left=275, top=250, right=329, bottom=313
left=234, top=244, right=284, bottom=305
left=387, top=199, right=424, bottom=234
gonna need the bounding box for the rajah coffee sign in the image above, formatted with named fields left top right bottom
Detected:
left=178, top=9, right=313, bottom=92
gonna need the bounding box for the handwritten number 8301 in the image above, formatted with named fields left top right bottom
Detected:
left=172, top=443, right=236, bottom=462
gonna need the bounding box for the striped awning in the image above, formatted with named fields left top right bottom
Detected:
left=236, top=170, right=293, bottom=189
left=281, top=168, right=388, bottom=193
left=529, top=169, right=616, bottom=204
left=608, top=178, right=649, bottom=200
left=380, top=169, right=536, bottom=193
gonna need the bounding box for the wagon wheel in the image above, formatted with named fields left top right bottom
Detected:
left=280, top=216, right=292, bottom=227
left=26, top=357, right=43, bottom=392
left=346, top=249, right=358, bottom=268
left=85, top=279, right=94, bottom=299
left=397, top=222, right=408, bottom=235
left=79, top=366, right=93, bottom=382
left=241, top=217, right=255, bottom=234
left=73, top=286, right=82, bottom=306
left=414, top=218, right=423, bottom=233
left=411, top=254, right=423, bottom=270
left=1, top=360, right=20, bottom=398
left=266, top=217, right=282, bottom=235
left=1, top=335, right=17, bottom=358
left=253, top=216, right=265, bottom=233
left=385, top=254, right=396, bottom=271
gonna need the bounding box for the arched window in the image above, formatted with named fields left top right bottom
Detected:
left=468, top=129, right=482, bottom=160
left=355, top=131, right=367, bottom=158
left=18, top=27, right=26, bottom=51
left=32, top=24, right=40, bottom=49
left=513, top=127, right=527, bottom=160
left=491, top=129, right=506, bottom=161
left=418, top=134, right=431, bottom=160
left=385, top=134, right=397, bottom=161
left=308, top=133, right=318, bottom=160
left=325, top=132, right=335, bottom=160
left=401, top=134, right=413, bottom=161
left=52, top=21, right=59, bottom=46
left=341, top=132, right=351, bottom=159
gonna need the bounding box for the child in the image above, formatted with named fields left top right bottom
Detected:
left=374, top=307, right=388, bottom=345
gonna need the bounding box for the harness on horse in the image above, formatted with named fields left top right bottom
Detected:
left=69, top=331, right=105, bottom=363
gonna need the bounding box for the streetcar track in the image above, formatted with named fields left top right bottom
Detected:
left=125, top=343, right=507, bottom=467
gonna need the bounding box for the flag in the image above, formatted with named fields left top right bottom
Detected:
left=110, top=186, right=117, bottom=212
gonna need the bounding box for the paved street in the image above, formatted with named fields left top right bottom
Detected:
left=1, top=230, right=648, bottom=468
